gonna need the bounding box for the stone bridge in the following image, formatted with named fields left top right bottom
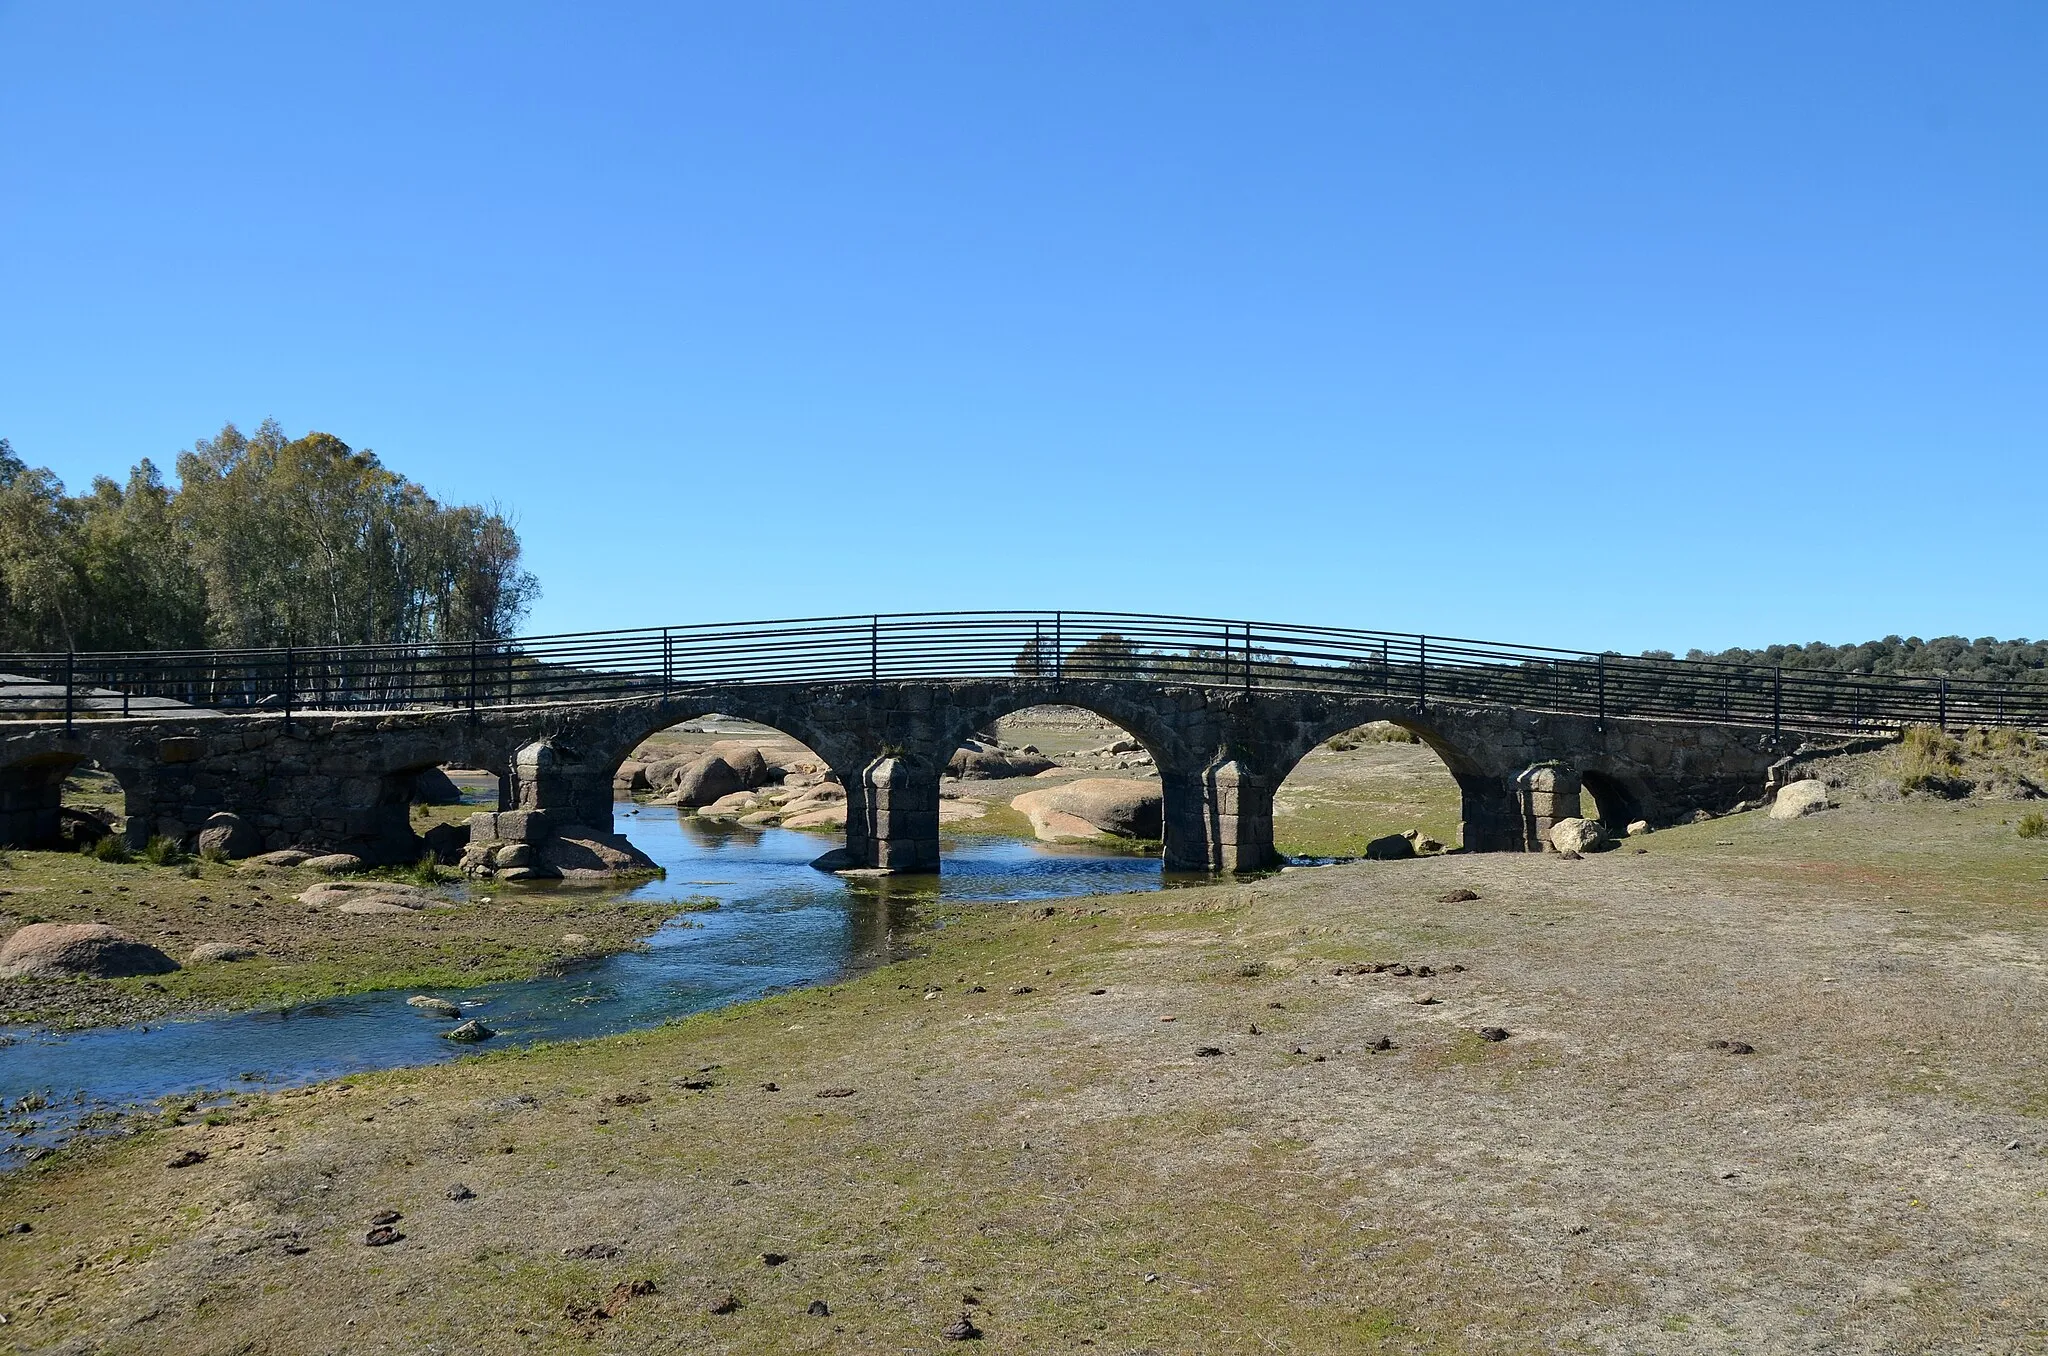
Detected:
left=0, top=677, right=1824, bottom=873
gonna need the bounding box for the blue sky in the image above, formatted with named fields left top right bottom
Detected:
left=1, top=3, right=2042, bottom=652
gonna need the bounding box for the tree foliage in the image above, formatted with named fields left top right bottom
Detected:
left=0, top=423, right=537, bottom=651
left=1675, top=635, right=2048, bottom=686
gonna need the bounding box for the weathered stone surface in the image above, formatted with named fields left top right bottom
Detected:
left=1010, top=779, right=1162, bottom=842
left=251, top=848, right=316, bottom=867
left=673, top=756, right=742, bottom=808
left=0, top=923, right=179, bottom=979
left=1626, top=819, right=1651, bottom=836
left=407, top=995, right=462, bottom=1017
left=947, top=742, right=1056, bottom=780
left=541, top=829, right=657, bottom=878
left=1549, top=817, right=1609, bottom=854
left=188, top=942, right=255, bottom=963
left=303, top=853, right=366, bottom=875
left=412, top=767, right=464, bottom=804
left=444, top=1019, right=494, bottom=1042
left=1770, top=779, right=1831, bottom=819
left=301, top=881, right=432, bottom=912
left=195, top=811, right=262, bottom=860
left=1364, top=833, right=1416, bottom=860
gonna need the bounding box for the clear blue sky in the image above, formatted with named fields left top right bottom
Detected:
left=1, top=3, right=2041, bottom=653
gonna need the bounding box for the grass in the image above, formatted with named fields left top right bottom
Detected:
left=2019, top=810, right=2046, bottom=840
left=0, top=848, right=683, bottom=1029
left=6, top=793, right=2047, bottom=1351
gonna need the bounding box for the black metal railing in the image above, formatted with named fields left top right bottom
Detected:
left=2, top=610, right=2044, bottom=737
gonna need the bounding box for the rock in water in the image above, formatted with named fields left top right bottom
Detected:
left=0, top=923, right=179, bottom=979
left=1009, top=779, right=1162, bottom=842
left=443, top=1019, right=495, bottom=1043
left=1770, top=780, right=1830, bottom=819
left=1549, top=818, right=1609, bottom=854
left=407, top=995, right=463, bottom=1018
left=673, top=756, right=742, bottom=808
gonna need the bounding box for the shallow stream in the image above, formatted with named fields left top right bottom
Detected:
left=0, top=809, right=1170, bottom=1159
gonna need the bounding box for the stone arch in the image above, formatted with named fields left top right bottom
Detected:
left=1263, top=701, right=1531, bottom=856
left=1575, top=766, right=1648, bottom=834
left=0, top=750, right=106, bottom=848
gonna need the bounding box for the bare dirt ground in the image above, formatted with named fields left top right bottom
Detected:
left=4, top=771, right=2045, bottom=1353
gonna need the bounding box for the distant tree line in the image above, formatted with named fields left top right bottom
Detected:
left=1642, top=636, right=2048, bottom=686
left=0, top=421, right=537, bottom=652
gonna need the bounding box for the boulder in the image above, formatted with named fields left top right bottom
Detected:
left=421, top=822, right=470, bottom=864
left=1770, top=780, right=1831, bottom=820
left=56, top=807, right=111, bottom=849
left=948, top=743, right=1056, bottom=780
left=1010, top=779, right=1162, bottom=842
left=195, top=811, right=262, bottom=861
left=188, top=942, right=255, bottom=963
left=1364, top=833, right=1416, bottom=861
left=541, top=830, right=658, bottom=878
left=411, top=767, right=465, bottom=804
left=492, top=843, right=534, bottom=869
left=1549, top=818, right=1609, bottom=854
left=300, top=881, right=432, bottom=913
left=673, top=756, right=742, bottom=808
left=809, top=847, right=859, bottom=872
left=407, top=995, right=462, bottom=1018
left=0, top=923, right=179, bottom=979
left=1626, top=820, right=1651, bottom=836
left=715, top=744, right=771, bottom=790
left=303, top=853, right=366, bottom=875
left=613, top=761, right=652, bottom=793
left=251, top=848, right=316, bottom=867
left=444, top=1019, right=495, bottom=1043
left=642, top=759, right=683, bottom=787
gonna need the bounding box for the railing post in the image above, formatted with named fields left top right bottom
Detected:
left=1938, top=680, right=1948, bottom=732
left=870, top=615, right=879, bottom=684
left=283, top=646, right=295, bottom=727
left=1381, top=640, right=1389, bottom=696
left=1597, top=653, right=1606, bottom=726
left=1243, top=622, right=1253, bottom=693
left=469, top=638, right=479, bottom=719
left=1417, top=636, right=1428, bottom=713
left=1773, top=666, right=1782, bottom=736
left=1054, top=611, right=1064, bottom=688
left=663, top=628, right=672, bottom=697
left=63, top=650, right=74, bottom=734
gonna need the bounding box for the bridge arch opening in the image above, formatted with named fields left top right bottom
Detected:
left=940, top=704, right=1164, bottom=859
left=1576, top=770, right=1643, bottom=836
left=1274, top=720, right=1467, bottom=859
left=0, top=753, right=127, bottom=852
left=377, top=763, right=507, bottom=864
left=611, top=713, right=847, bottom=853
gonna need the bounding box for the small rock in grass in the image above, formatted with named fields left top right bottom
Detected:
left=709, top=1294, right=740, bottom=1315
left=1477, top=1027, right=1510, bottom=1042
left=443, top=1019, right=495, bottom=1043
left=1367, top=1036, right=1395, bottom=1052
left=1088, top=988, right=1107, bottom=995
left=814, top=1087, right=856, bottom=1098
left=1414, top=995, right=1440, bottom=1006
left=446, top=1183, right=475, bottom=1201
left=562, top=1242, right=620, bottom=1259
left=1007, top=985, right=1033, bottom=995
left=942, top=1314, right=984, bottom=1341
left=369, top=1210, right=401, bottom=1226
left=304, top=853, right=366, bottom=875
left=1708, top=1039, right=1755, bottom=1055
left=760, top=1082, right=780, bottom=1092
left=189, top=942, right=255, bottom=963
left=1437, top=889, right=1480, bottom=903
left=407, top=995, right=462, bottom=1018
left=808, top=1299, right=831, bottom=1317
left=166, top=1149, right=209, bottom=1169
left=365, top=1225, right=403, bottom=1247
left=1194, top=1047, right=1224, bottom=1057
left=761, top=1252, right=789, bottom=1266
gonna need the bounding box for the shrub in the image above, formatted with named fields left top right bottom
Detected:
left=2020, top=810, right=2047, bottom=840
left=142, top=835, right=184, bottom=867
left=402, top=853, right=444, bottom=886
left=88, top=834, right=132, bottom=863
left=1898, top=726, right=1969, bottom=797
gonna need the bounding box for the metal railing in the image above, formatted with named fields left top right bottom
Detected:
left=3, top=610, right=2044, bottom=737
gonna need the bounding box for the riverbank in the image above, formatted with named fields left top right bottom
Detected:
left=4, top=796, right=2043, bottom=1353
left=0, top=851, right=676, bottom=1031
